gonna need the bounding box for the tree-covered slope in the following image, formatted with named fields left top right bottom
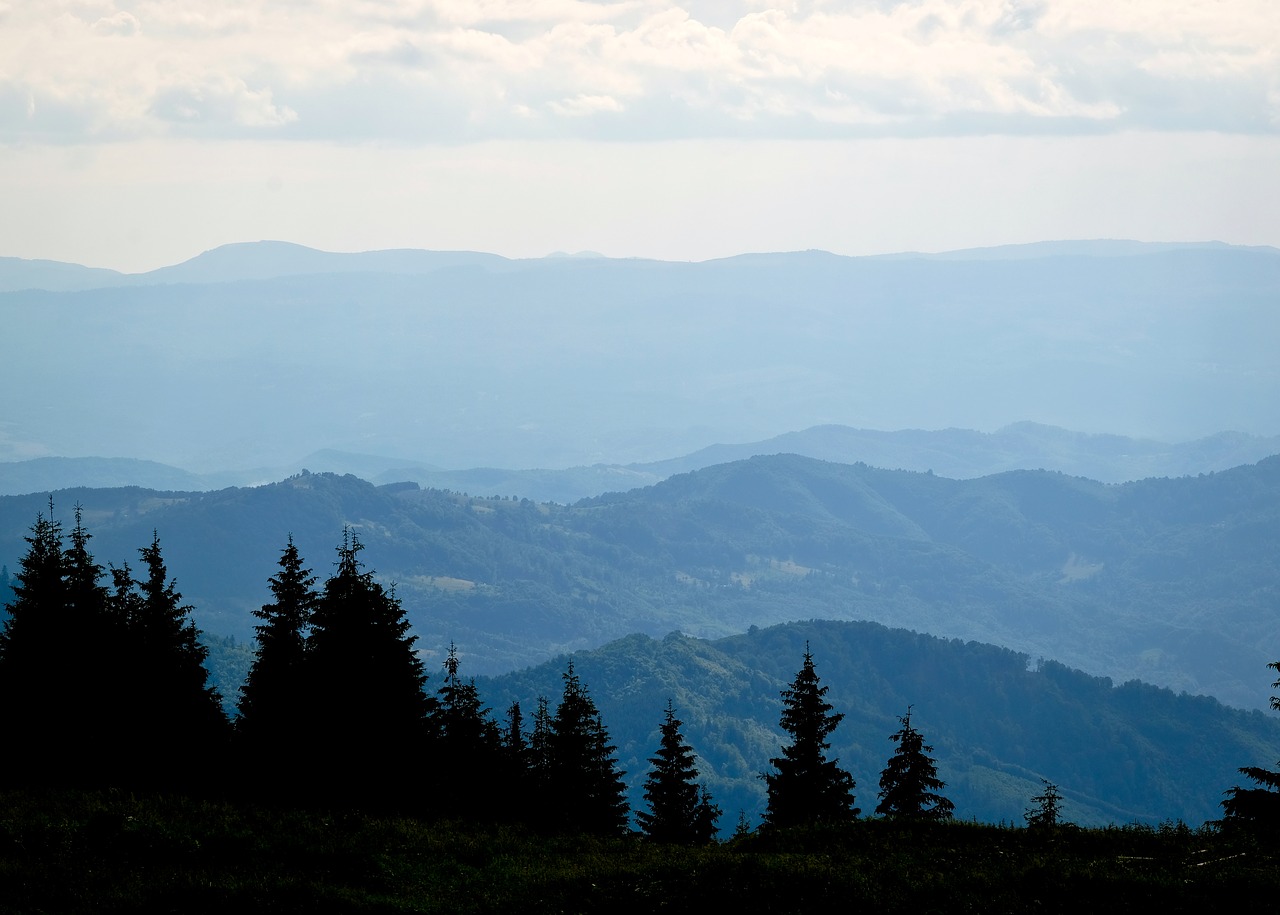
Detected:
left=479, top=620, right=1280, bottom=830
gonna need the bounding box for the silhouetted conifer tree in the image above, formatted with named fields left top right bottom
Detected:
left=436, top=643, right=503, bottom=819
left=1, top=505, right=70, bottom=784
left=875, top=706, right=954, bottom=821
left=113, top=532, right=230, bottom=790
left=1221, top=661, right=1280, bottom=834
left=526, top=695, right=554, bottom=824
left=548, top=661, right=629, bottom=835
left=1025, top=779, right=1065, bottom=830
left=0, top=505, right=145, bottom=787
left=762, top=644, right=858, bottom=829
left=503, top=700, right=529, bottom=767
left=236, top=536, right=318, bottom=797
left=305, top=529, right=434, bottom=810
left=501, top=700, right=535, bottom=821
left=638, top=701, right=721, bottom=843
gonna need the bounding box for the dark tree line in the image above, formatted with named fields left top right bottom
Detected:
left=0, top=504, right=228, bottom=791
left=0, top=508, right=958, bottom=838
left=16, top=506, right=1276, bottom=840
left=0, top=510, right=640, bottom=834
left=760, top=643, right=955, bottom=831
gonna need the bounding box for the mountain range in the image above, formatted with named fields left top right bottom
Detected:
left=4, top=421, right=1280, bottom=502
left=3, top=239, right=1277, bottom=471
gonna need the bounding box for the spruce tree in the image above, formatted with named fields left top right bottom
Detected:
left=548, top=661, right=630, bottom=835
left=638, top=701, right=721, bottom=843
left=527, top=695, right=554, bottom=825
left=875, top=706, right=954, bottom=821
left=236, top=536, right=319, bottom=796
left=762, top=644, right=858, bottom=829
left=0, top=506, right=70, bottom=785
left=1025, top=779, right=1064, bottom=830
left=114, top=532, right=230, bottom=790
left=0, top=505, right=137, bottom=788
left=305, top=529, right=434, bottom=810
left=501, top=700, right=534, bottom=822
left=435, top=643, right=503, bottom=819
left=1221, top=661, right=1280, bottom=833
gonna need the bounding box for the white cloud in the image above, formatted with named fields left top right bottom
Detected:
left=0, top=1, right=1275, bottom=143
left=549, top=92, right=625, bottom=115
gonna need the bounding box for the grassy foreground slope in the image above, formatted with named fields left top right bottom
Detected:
left=0, top=789, right=1276, bottom=914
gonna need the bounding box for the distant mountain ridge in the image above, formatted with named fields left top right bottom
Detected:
left=4, top=422, right=1277, bottom=500
left=4, top=240, right=1277, bottom=470
left=5, top=238, right=1273, bottom=293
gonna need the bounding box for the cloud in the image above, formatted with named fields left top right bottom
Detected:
left=0, top=0, right=1276, bottom=144
left=148, top=75, right=298, bottom=130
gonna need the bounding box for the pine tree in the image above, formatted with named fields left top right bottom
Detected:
left=305, top=529, right=434, bottom=810
left=875, top=706, right=954, bottom=821
left=0, top=505, right=137, bottom=787
left=1025, top=779, right=1065, bottom=830
left=762, top=644, right=858, bottom=829
left=0, top=505, right=69, bottom=784
left=638, top=701, right=721, bottom=843
left=526, top=695, right=554, bottom=825
left=503, top=700, right=529, bottom=767
left=436, top=643, right=503, bottom=819
left=501, top=700, right=535, bottom=822
left=548, top=661, right=630, bottom=835
left=1221, top=661, right=1280, bottom=833
left=236, top=536, right=319, bottom=796
left=114, top=532, right=230, bottom=789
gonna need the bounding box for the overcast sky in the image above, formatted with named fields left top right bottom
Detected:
left=3, top=0, right=1278, bottom=271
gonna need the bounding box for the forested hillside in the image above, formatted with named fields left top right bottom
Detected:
left=2, top=455, right=1278, bottom=710
left=480, top=619, right=1280, bottom=829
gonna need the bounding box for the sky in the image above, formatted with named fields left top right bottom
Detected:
left=3, top=0, right=1279, bottom=271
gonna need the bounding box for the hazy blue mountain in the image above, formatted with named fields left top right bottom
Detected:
left=0, top=456, right=233, bottom=494
left=3, top=454, right=1278, bottom=709
left=0, top=256, right=127, bottom=293
left=134, top=241, right=513, bottom=285
left=3, top=241, right=1276, bottom=471
left=478, top=619, right=1280, bottom=831
left=624, top=422, right=1280, bottom=487
left=4, top=422, right=1276, bottom=500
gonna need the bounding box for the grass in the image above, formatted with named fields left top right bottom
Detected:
left=0, top=790, right=1275, bottom=914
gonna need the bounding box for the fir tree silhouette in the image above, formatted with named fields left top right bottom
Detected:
left=435, top=643, right=503, bottom=819
left=236, top=535, right=319, bottom=799
left=112, top=531, right=230, bottom=790
left=762, top=643, right=858, bottom=829
left=875, top=706, right=954, bottom=821
left=548, top=661, right=629, bottom=835
left=638, top=700, right=721, bottom=843
left=305, top=529, right=434, bottom=810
